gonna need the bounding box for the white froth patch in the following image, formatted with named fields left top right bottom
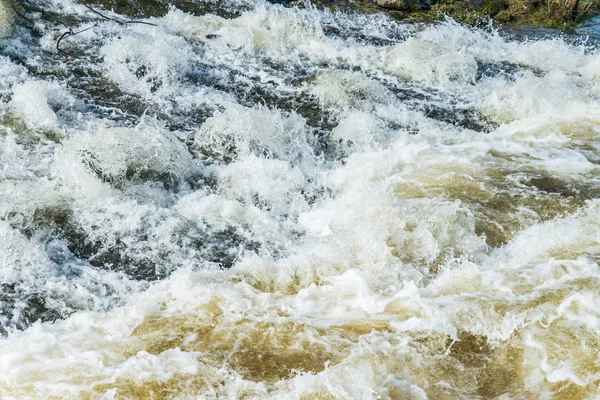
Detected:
left=157, top=5, right=381, bottom=72
left=194, top=105, right=315, bottom=166
left=101, top=28, right=192, bottom=99
left=217, top=154, right=309, bottom=216
left=0, top=220, right=56, bottom=289
left=580, top=53, right=600, bottom=95
left=233, top=5, right=326, bottom=52
left=8, top=81, right=72, bottom=131
left=54, top=126, right=196, bottom=199
left=479, top=70, right=595, bottom=124
left=0, top=219, right=143, bottom=335
left=330, top=111, right=391, bottom=154
left=174, top=191, right=286, bottom=248
left=500, top=200, right=600, bottom=265
left=0, top=56, right=26, bottom=97
left=291, top=139, right=489, bottom=287
left=383, top=23, right=480, bottom=88
left=311, top=69, right=396, bottom=111
left=167, top=5, right=329, bottom=55
left=507, top=37, right=587, bottom=73
left=160, top=9, right=227, bottom=39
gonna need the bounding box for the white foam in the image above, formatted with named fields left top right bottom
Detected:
left=8, top=81, right=72, bottom=131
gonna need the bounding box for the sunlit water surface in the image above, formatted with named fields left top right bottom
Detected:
left=1, top=0, right=600, bottom=398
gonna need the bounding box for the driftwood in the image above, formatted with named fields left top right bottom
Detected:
left=9, top=1, right=157, bottom=58
left=77, top=3, right=157, bottom=27
left=56, top=23, right=98, bottom=54
left=58, top=2, right=156, bottom=56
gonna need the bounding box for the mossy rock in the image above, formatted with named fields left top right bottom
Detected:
left=0, top=0, right=15, bottom=38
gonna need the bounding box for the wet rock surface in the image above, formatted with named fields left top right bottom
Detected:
left=0, top=0, right=14, bottom=38
left=376, top=0, right=437, bottom=11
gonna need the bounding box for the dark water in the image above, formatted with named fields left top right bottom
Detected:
left=577, top=15, right=600, bottom=42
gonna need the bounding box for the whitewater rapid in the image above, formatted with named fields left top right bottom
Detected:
left=1, top=0, right=600, bottom=398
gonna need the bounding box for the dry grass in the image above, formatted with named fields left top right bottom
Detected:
left=547, top=0, right=594, bottom=22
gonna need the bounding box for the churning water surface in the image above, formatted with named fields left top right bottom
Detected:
left=1, top=0, right=600, bottom=398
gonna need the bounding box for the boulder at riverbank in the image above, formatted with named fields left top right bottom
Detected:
left=0, top=0, right=14, bottom=38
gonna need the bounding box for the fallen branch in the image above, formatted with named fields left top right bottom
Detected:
left=56, top=23, right=98, bottom=55
left=78, top=3, right=157, bottom=26
left=55, top=2, right=157, bottom=59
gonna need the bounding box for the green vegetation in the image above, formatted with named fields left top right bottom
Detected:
left=373, top=0, right=598, bottom=28
left=12, top=0, right=600, bottom=34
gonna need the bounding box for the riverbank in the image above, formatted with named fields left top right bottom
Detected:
left=5, top=0, right=596, bottom=31
left=77, top=0, right=600, bottom=29
left=371, top=0, right=599, bottom=29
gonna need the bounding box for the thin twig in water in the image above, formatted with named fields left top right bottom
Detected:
left=55, top=3, right=157, bottom=59
left=80, top=3, right=156, bottom=26
left=81, top=3, right=122, bottom=23
left=56, top=23, right=98, bottom=57
left=123, top=21, right=157, bottom=26
left=56, top=31, right=72, bottom=53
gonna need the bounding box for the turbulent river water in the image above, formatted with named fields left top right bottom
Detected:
left=1, top=0, right=600, bottom=398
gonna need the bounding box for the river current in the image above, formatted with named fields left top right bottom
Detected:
left=1, top=0, right=600, bottom=398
